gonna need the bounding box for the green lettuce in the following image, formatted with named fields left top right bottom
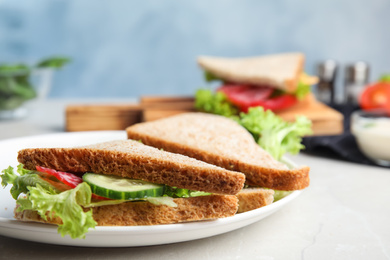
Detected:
left=1, top=166, right=96, bottom=239
left=273, top=190, right=293, bottom=202
left=294, top=81, right=311, bottom=100
left=195, top=89, right=238, bottom=118
left=17, top=183, right=96, bottom=239
left=239, top=107, right=312, bottom=160
left=164, top=186, right=211, bottom=198
left=1, top=165, right=56, bottom=199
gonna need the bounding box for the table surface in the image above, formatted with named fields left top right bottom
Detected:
left=0, top=99, right=389, bottom=260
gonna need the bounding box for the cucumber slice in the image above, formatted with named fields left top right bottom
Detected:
left=82, top=173, right=165, bottom=200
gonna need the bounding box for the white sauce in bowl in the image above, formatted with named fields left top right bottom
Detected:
left=351, top=113, right=390, bottom=166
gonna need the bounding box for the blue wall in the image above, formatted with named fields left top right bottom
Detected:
left=1, top=0, right=389, bottom=98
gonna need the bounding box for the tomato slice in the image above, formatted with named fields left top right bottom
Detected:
left=360, top=82, right=390, bottom=112
left=243, top=95, right=297, bottom=112
left=36, top=166, right=110, bottom=200
left=218, top=85, right=274, bottom=107
left=36, top=166, right=82, bottom=188
left=37, top=172, right=73, bottom=192
left=218, top=84, right=297, bottom=112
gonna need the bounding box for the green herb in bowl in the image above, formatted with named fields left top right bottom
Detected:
left=0, top=57, right=70, bottom=111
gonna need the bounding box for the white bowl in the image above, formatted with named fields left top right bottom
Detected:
left=351, top=110, right=390, bottom=166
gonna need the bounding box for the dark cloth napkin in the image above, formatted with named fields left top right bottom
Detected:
left=301, top=104, right=390, bottom=168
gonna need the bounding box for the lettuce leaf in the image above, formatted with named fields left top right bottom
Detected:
left=17, top=182, right=97, bottom=239
left=195, top=89, right=239, bottom=118
left=294, top=81, right=311, bottom=100
left=1, top=166, right=17, bottom=188
left=273, top=190, right=292, bottom=201
left=1, top=165, right=56, bottom=199
left=164, top=186, right=211, bottom=198
left=2, top=165, right=95, bottom=239
left=238, top=107, right=312, bottom=160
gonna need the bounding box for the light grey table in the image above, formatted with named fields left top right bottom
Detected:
left=0, top=99, right=389, bottom=260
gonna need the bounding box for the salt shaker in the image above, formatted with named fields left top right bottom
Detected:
left=316, top=60, right=338, bottom=104
left=344, top=62, right=370, bottom=104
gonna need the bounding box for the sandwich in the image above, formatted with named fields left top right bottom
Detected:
left=1, top=139, right=245, bottom=239
left=126, top=113, right=311, bottom=212
left=196, top=52, right=318, bottom=113
left=195, top=53, right=343, bottom=135
left=236, top=188, right=274, bottom=213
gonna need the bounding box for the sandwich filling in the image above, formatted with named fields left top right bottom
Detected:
left=1, top=164, right=211, bottom=239
left=198, top=71, right=317, bottom=112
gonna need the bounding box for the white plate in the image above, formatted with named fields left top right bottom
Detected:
left=0, top=131, right=302, bottom=247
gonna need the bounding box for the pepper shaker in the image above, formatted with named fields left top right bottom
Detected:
left=316, top=60, right=338, bottom=104
left=344, top=62, right=370, bottom=104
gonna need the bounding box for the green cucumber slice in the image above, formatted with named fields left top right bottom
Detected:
left=82, top=173, right=165, bottom=200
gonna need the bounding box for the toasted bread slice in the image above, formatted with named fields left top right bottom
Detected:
left=197, top=53, right=304, bottom=92
left=236, top=188, right=274, bottom=213
left=126, top=113, right=310, bottom=191
left=17, top=140, right=245, bottom=195
left=14, top=195, right=238, bottom=226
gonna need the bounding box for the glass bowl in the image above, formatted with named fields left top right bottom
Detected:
left=351, top=109, right=390, bottom=166
left=0, top=68, right=53, bottom=120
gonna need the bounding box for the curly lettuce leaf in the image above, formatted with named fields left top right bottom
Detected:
left=239, top=107, right=312, bottom=160
left=195, top=89, right=239, bottom=118
left=1, top=166, right=17, bottom=188
left=1, top=165, right=56, bottom=199
left=17, top=163, right=34, bottom=175
left=18, top=182, right=97, bottom=239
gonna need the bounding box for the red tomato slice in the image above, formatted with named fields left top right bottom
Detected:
left=218, top=84, right=297, bottom=112
left=242, top=95, right=297, bottom=112
left=36, top=166, right=82, bottom=188
left=218, top=85, right=274, bottom=108
left=360, top=82, right=390, bottom=112
left=35, top=166, right=110, bottom=200
left=37, top=172, right=73, bottom=192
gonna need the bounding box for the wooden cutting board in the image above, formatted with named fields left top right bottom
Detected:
left=66, top=95, right=344, bottom=135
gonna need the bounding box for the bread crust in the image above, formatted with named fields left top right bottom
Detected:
left=17, top=140, right=245, bottom=195
left=126, top=113, right=310, bottom=191
left=14, top=195, right=239, bottom=226
left=284, top=54, right=304, bottom=92
left=236, top=188, right=274, bottom=213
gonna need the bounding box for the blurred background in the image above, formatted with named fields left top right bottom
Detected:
left=1, top=0, right=390, bottom=99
